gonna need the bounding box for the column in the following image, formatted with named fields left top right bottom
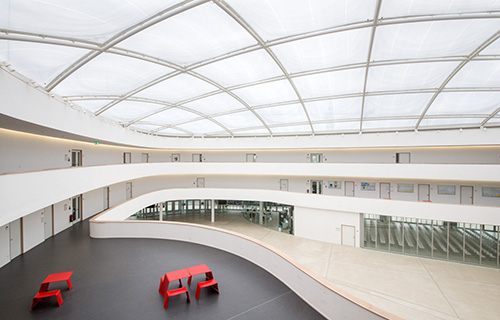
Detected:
left=259, top=201, right=264, bottom=225
left=159, top=202, right=164, bottom=221
left=211, top=199, right=215, bottom=223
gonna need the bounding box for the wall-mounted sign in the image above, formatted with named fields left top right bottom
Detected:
left=397, top=183, right=414, bottom=193
left=361, top=182, right=376, bottom=191
left=328, top=181, right=342, bottom=189
left=438, top=185, right=456, bottom=195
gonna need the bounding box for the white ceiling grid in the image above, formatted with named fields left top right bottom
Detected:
left=1, top=0, right=500, bottom=137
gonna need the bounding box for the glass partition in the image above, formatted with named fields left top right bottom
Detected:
left=482, top=225, right=499, bottom=267
left=403, top=218, right=417, bottom=255
left=464, top=223, right=481, bottom=264
left=418, top=220, right=432, bottom=258
left=376, top=215, right=389, bottom=251
left=362, top=214, right=499, bottom=268
left=364, top=214, right=377, bottom=249
left=449, top=223, right=465, bottom=262
left=389, top=216, right=403, bottom=253
left=128, top=199, right=293, bottom=234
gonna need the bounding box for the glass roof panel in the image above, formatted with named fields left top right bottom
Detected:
left=362, top=119, right=417, bottom=130
left=232, top=128, right=269, bottom=135
left=427, top=92, right=500, bottom=115
left=0, top=0, right=181, bottom=43
left=272, top=28, right=371, bottom=74
left=194, top=49, right=283, bottom=87
left=156, top=128, right=190, bottom=136
left=372, top=20, right=500, bottom=61
left=53, top=53, right=170, bottom=97
left=380, top=0, right=500, bottom=17
left=305, top=98, right=362, bottom=121
left=271, top=125, right=312, bottom=134
left=255, top=104, right=308, bottom=125
left=487, top=116, right=500, bottom=124
left=364, top=93, right=433, bottom=118
left=0, top=41, right=90, bottom=86
left=419, top=118, right=483, bottom=127
left=446, top=61, right=500, bottom=88
left=119, top=3, right=256, bottom=66
left=367, top=62, right=459, bottom=92
left=72, top=100, right=111, bottom=113
left=3, top=1, right=500, bottom=138
left=231, top=79, right=298, bottom=106
left=175, top=119, right=226, bottom=134
left=213, top=111, right=263, bottom=129
left=227, top=0, right=375, bottom=41
left=293, top=69, right=365, bottom=99
left=182, top=93, right=245, bottom=115
left=313, top=122, right=359, bottom=132
left=128, top=123, right=163, bottom=132
left=481, top=36, right=500, bottom=55
left=135, top=73, right=218, bottom=103
left=100, top=101, right=165, bottom=123
left=141, top=108, right=200, bottom=125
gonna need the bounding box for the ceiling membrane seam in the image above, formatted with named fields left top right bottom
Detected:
left=44, top=0, right=209, bottom=92
left=216, top=0, right=314, bottom=135
left=415, top=29, right=500, bottom=129
left=359, top=0, right=383, bottom=133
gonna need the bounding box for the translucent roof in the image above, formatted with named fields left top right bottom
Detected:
left=1, top=0, right=499, bottom=137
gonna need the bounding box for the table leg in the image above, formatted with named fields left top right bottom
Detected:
left=66, top=278, right=73, bottom=290
left=39, top=283, right=49, bottom=292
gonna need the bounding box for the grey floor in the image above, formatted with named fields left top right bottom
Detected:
left=0, top=219, right=325, bottom=320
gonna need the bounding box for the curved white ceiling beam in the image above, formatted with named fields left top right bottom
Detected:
left=359, top=0, right=383, bottom=133
left=44, top=0, right=210, bottom=92
left=415, top=29, right=500, bottom=129
left=216, top=0, right=315, bottom=135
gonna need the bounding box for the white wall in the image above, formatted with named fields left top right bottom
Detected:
left=0, top=224, right=9, bottom=268
left=22, top=210, right=44, bottom=252
left=83, top=188, right=105, bottom=220
left=1, top=162, right=500, bottom=228
left=1, top=128, right=500, bottom=174
left=295, top=207, right=361, bottom=246
left=53, top=199, right=72, bottom=235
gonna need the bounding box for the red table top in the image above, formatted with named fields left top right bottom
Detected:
left=165, top=269, right=190, bottom=282
left=42, top=271, right=73, bottom=283
left=187, top=264, right=211, bottom=276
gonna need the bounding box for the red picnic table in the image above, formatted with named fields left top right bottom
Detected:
left=39, top=271, right=73, bottom=292
left=159, top=268, right=191, bottom=309
left=186, top=264, right=213, bottom=285
left=31, top=271, right=73, bottom=310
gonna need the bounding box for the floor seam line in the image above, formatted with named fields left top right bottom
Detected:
left=332, top=280, right=460, bottom=319
left=325, top=244, right=334, bottom=279
left=420, top=259, right=461, bottom=319
left=226, top=291, right=293, bottom=320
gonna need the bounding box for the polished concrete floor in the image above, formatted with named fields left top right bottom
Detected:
left=162, top=211, right=500, bottom=320
left=0, top=219, right=325, bottom=320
